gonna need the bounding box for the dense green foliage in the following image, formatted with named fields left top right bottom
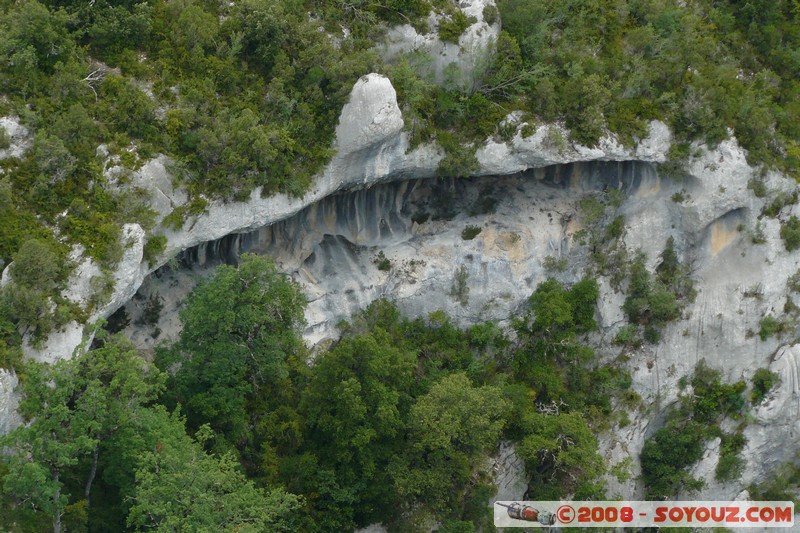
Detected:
left=622, top=238, right=695, bottom=344
left=781, top=215, right=800, bottom=251
left=716, top=432, right=747, bottom=482
left=0, top=282, right=303, bottom=532
left=0, top=255, right=642, bottom=531
left=0, top=239, right=78, bottom=346
left=156, top=254, right=306, bottom=448
left=2, top=0, right=799, bottom=525
left=641, top=361, right=746, bottom=498
left=496, top=0, right=800, bottom=171
left=127, top=424, right=301, bottom=532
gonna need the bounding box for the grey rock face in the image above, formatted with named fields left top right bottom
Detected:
left=19, top=69, right=672, bottom=364
left=380, top=0, right=500, bottom=90
left=0, top=116, right=30, bottom=161
left=0, top=370, right=21, bottom=436
left=745, top=345, right=800, bottom=485
left=123, top=161, right=660, bottom=348
left=2, top=19, right=797, bottom=510
left=125, top=142, right=800, bottom=505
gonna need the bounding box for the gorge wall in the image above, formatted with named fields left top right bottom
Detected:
left=118, top=144, right=800, bottom=504
left=2, top=0, right=799, bottom=511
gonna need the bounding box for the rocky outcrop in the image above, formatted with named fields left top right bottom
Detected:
left=0, top=116, right=31, bottom=161
left=0, top=370, right=21, bottom=436
left=745, top=344, right=800, bottom=484
left=380, top=0, right=501, bottom=90
left=21, top=70, right=674, bottom=363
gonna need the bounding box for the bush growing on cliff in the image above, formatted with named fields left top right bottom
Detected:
left=716, top=432, right=747, bottom=482
left=496, top=0, right=800, bottom=171
left=622, top=240, right=695, bottom=343
left=688, top=360, right=746, bottom=423
left=759, top=314, right=786, bottom=341
left=642, top=360, right=747, bottom=498
left=751, top=367, right=780, bottom=404
left=142, top=234, right=167, bottom=267
left=461, top=225, right=482, bottom=240
left=781, top=216, right=800, bottom=251
left=156, top=255, right=306, bottom=444
left=437, top=10, right=476, bottom=43
left=450, top=264, right=470, bottom=306
left=641, top=418, right=708, bottom=498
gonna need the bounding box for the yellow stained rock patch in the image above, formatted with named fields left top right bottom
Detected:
left=566, top=218, right=584, bottom=238
left=635, top=175, right=661, bottom=197
left=475, top=226, right=529, bottom=278
left=710, top=220, right=738, bottom=256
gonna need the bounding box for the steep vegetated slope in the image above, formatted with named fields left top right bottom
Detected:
left=1, top=254, right=635, bottom=531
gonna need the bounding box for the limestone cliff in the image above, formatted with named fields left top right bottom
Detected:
left=3, top=0, right=799, bottom=512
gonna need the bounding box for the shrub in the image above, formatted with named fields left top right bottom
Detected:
left=751, top=367, right=779, bottom=404
left=671, top=190, right=687, bottom=203
left=438, top=11, right=476, bottom=43
left=482, top=4, right=498, bottom=25
left=751, top=221, right=767, bottom=244
left=9, top=239, right=63, bottom=289
left=759, top=315, right=784, bottom=341
left=143, top=234, right=167, bottom=267
left=648, top=288, right=680, bottom=323
left=605, top=215, right=625, bottom=240
left=461, top=225, right=482, bottom=240
left=641, top=419, right=707, bottom=498
left=763, top=191, right=798, bottom=217
left=374, top=251, right=392, bottom=271
left=450, top=265, right=470, bottom=306
left=643, top=325, right=661, bottom=344
left=716, top=432, right=746, bottom=482
left=690, top=360, right=746, bottom=423
left=788, top=269, right=800, bottom=293
left=747, top=178, right=768, bottom=198
left=780, top=216, right=800, bottom=251
left=436, top=133, right=480, bottom=178
left=543, top=255, right=567, bottom=273
left=613, top=324, right=641, bottom=348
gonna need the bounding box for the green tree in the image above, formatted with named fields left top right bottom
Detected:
left=0, top=336, right=165, bottom=532
left=71, top=336, right=167, bottom=507
left=656, top=236, right=680, bottom=285
left=781, top=216, right=800, bottom=251
left=127, top=423, right=300, bottom=532
left=641, top=419, right=707, bottom=499
left=513, top=278, right=599, bottom=373
left=300, top=328, right=416, bottom=526
left=156, top=254, right=306, bottom=445
left=751, top=367, right=780, bottom=404
left=8, top=239, right=63, bottom=290
left=517, top=411, right=604, bottom=498
left=391, top=373, right=508, bottom=514
left=0, top=357, right=88, bottom=533
left=32, top=134, right=76, bottom=184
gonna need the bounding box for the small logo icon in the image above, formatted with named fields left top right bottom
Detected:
left=557, top=504, right=576, bottom=524
left=497, top=502, right=557, bottom=525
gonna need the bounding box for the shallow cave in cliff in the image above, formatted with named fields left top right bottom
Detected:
left=113, top=159, right=675, bottom=349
